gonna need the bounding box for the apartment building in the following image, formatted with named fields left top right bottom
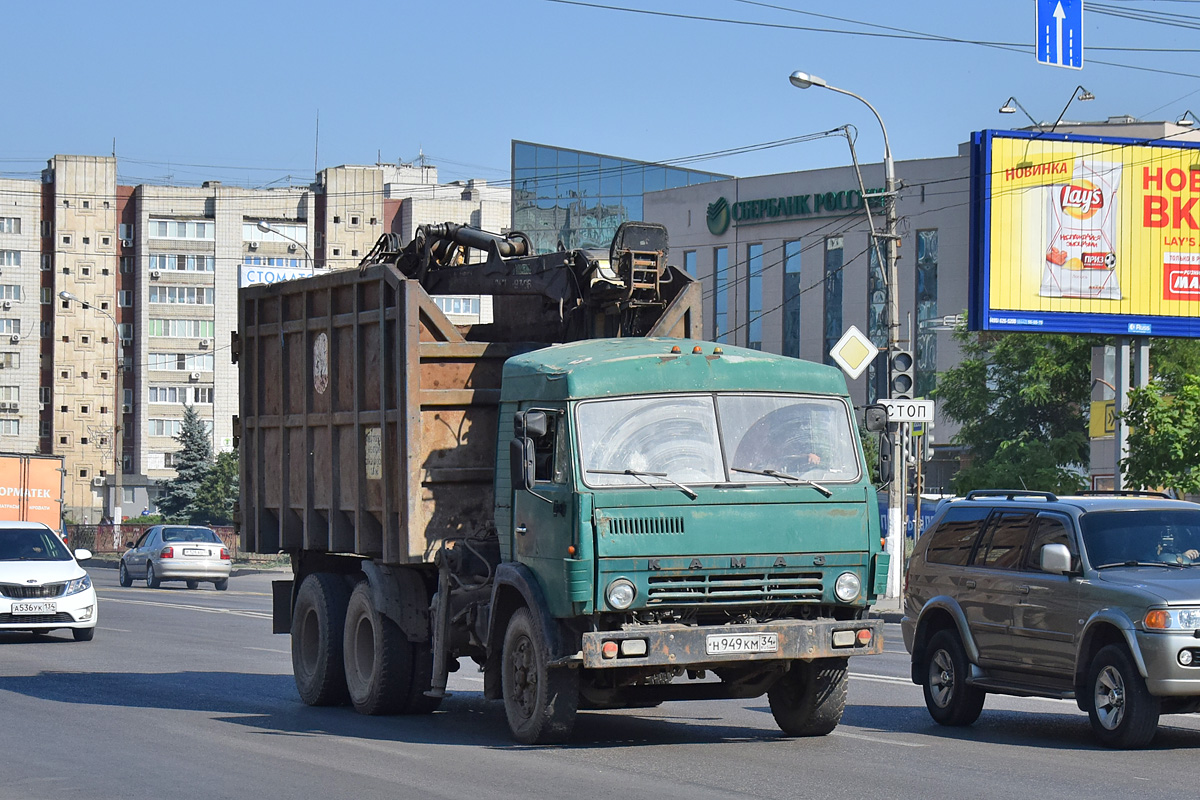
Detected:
left=0, top=155, right=507, bottom=523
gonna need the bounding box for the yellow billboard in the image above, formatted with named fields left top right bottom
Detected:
left=972, top=130, right=1200, bottom=336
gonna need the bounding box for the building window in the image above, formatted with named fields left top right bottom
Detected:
left=119, top=223, right=133, bottom=239
left=120, top=256, right=133, bottom=273
left=713, top=247, right=728, bottom=343
left=0, top=353, right=18, bottom=370
left=683, top=250, right=696, bottom=276
left=0, top=218, right=19, bottom=234
left=915, top=229, right=939, bottom=398
left=148, top=286, right=214, bottom=304
left=193, top=387, right=213, bottom=404
left=149, top=254, right=214, bottom=273
left=147, top=353, right=214, bottom=371
left=39, top=387, right=50, bottom=403
left=0, top=419, right=19, bottom=436
left=61, top=235, right=71, bottom=246
left=118, top=291, right=132, bottom=307
left=148, top=319, right=215, bottom=338
left=747, top=243, right=763, bottom=350
left=147, top=219, right=214, bottom=240
left=0, top=251, right=20, bottom=267
left=0, top=320, right=20, bottom=335
left=782, top=240, right=802, bottom=359
left=41, top=254, right=51, bottom=271
left=823, top=237, right=844, bottom=368
left=40, top=287, right=51, bottom=304
left=101, top=236, right=110, bottom=246
left=0, top=386, right=18, bottom=402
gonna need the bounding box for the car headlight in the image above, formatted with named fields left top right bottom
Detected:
left=64, top=574, right=92, bottom=596
left=605, top=578, right=636, bottom=610
left=834, top=571, right=861, bottom=602
left=1146, top=608, right=1200, bottom=629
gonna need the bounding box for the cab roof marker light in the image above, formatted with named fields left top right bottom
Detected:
left=713, top=347, right=723, bottom=355
left=670, top=345, right=681, bottom=353
left=692, top=346, right=703, bottom=354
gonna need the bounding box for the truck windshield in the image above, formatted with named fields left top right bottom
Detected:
left=576, top=393, right=859, bottom=490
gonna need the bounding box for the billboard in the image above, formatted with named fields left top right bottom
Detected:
left=970, top=129, right=1200, bottom=336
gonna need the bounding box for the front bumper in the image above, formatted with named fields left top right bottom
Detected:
left=0, top=587, right=98, bottom=630
left=1136, top=630, right=1200, bottom=696
left=580, top=618, right=883, bottom=669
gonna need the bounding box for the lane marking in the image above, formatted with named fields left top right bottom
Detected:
left=244, top=646, right=289, bottom=654
left=851, top=672, right=913, bottom=685
left=831, top=730, right=927, bottom=747
left=98, top=596, right=271, bottom=619
left=98, top=627, right=132, bottom=633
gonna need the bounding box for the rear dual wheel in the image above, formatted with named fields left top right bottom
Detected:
left=292, top=573, right=352, bottom=706
left=342, top=580, right=441, bottom=716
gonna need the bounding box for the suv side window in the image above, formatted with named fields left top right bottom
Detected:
left=973, top=512, right=1035, bottom=570
left=1023, top=514, right=1076, bottom=572
left=924, top=507, right=990, bottom=566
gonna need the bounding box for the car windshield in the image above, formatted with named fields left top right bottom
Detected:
left=576, top=392, right=859, bottom=490
left=1081, top=509, right=1200, bottom=566
left=161, top=527, right=220, bottom=544
left=0, top=529, right=72, bottom=561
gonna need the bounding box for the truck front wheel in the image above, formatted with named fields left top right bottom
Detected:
left=292, top=573, right=351, bottom=706
left=501, top=608, right=578, bottom=744
left=767, top=657, right=848, bottom=736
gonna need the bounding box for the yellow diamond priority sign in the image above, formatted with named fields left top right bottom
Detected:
left=829, top=325, right=879, bottom=380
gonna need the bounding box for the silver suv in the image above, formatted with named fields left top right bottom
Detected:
left=903, top=490, right=1200, bottom=748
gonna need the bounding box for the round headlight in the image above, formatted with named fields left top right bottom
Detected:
left=606, top=578, right=636, bottom=610
left=834, top=571, right=861, bottom=602
left=1181, top=650, right=1195, bottom=667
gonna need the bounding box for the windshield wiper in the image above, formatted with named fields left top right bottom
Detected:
left=731, top=466, right=833, bottom=497
left=1095, top=561, right=1184, bottom=569
left=587, top=469, right=697, bottom=500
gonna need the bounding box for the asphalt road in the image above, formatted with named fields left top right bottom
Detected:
left=3, top=566, right=1200, bottom=800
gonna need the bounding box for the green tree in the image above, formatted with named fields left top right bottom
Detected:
left=1122, top=374, right=1200, bottom=496
left=155, top=404, right=213, bottom=521
left=937, top=329, right=1096, bottom=495
left=192, top=450, right=239, bottom=525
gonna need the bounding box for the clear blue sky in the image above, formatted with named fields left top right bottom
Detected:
left=6, top=1, right=1197, bottom=187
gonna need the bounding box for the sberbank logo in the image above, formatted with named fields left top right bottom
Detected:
left=707, top=197, right=731, bottom=236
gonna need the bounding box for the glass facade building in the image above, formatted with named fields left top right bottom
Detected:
left=511, top=141, right=729, bottom=254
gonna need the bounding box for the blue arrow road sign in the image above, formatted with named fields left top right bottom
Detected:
left=1037, top=0, right=1083, bottom=69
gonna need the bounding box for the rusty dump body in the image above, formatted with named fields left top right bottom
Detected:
left=235, top=227, right=701, bottom=564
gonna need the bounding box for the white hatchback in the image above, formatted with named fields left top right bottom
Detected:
left=0, top=522, right=97, bottom=641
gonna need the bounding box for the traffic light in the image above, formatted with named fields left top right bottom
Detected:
left=889, top=349, right=914, bottom=400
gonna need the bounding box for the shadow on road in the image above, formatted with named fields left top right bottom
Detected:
left=0, top=667, right=797, bottom=749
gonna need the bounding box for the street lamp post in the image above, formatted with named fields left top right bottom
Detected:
left=60, top=290, right=123, bottom=539
left=256, top=220, right=313, bottom=269
left=790, top=70, right=905, bottom=599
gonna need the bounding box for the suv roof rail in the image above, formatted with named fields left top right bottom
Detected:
left=963, top=489, right=1058, bottom=502
left=1077, top=489, right=1173, bottom=499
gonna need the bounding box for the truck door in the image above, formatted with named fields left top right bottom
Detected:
left=512, top=409, right=574, bottom=598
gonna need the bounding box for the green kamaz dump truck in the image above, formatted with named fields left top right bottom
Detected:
left=236, top=221, right=889, bottom=743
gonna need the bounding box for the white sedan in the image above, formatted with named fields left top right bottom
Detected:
left=0, top=522, right=97, bottom=641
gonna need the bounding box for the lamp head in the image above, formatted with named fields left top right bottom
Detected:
left=999, top=98, right=1017, bottom=114
left=1077, top=87, right=1095, bottom=102
left=58, top=290, right=76, bottom=302
left=256, top=220, right=273, bottom=234
left=789, top=71, right=827, bottom=90
left=1177, top=110, right=1198, bottom=127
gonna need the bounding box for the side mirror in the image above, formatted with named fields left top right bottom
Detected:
left=510, top=436, right=536, bottom=491
left=1041, top=543, right=1072, bottom=574
left=125, top=541, right=134, bottom=549
left=877, top=434, right=894, bottom=484
left=864, top=404, right=889, bottom=433
left=74, top=548, right=92, bottom=561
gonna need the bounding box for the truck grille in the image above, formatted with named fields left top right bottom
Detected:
left=606, top=516, right=685, bottom=535
left=0, top=583, right=65, bottom=599
left=647, top=571, right=823, bottom=605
